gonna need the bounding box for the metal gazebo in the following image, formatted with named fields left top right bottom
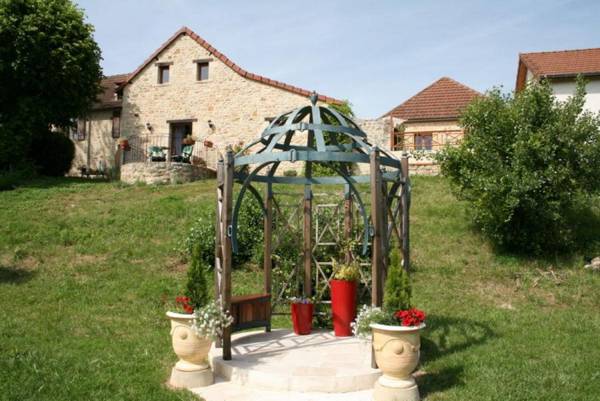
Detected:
left=214, top=93, right=411, bottom=360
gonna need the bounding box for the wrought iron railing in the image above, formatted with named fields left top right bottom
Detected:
left=122, top=134, right=218, bottom=169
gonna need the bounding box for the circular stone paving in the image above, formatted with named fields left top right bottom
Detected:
left=209, top=329, right=381, bottom=393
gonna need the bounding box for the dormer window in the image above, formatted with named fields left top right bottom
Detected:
left=156, top=63, right=172, bottom=84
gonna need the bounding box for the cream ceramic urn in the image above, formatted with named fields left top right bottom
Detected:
left=370, top=323, right=425, bottom=401
left=166, top=311, right=213, bottom=388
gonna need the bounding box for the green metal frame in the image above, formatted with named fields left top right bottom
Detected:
left=229, top=93, right=408, bottom=256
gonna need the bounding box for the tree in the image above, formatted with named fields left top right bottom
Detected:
left=0, top=0, right=102, bottom=171
left=438, top=79, right=600, bottom=254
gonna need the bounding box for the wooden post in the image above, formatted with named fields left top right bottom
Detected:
left=221, top=148, right=234, bottom=360
left=303, top=184, right=312, bottom=297
left=370, top=147, right=383, bottom=307
left=214, top=158, right=224, bottom=348
left=344, top=184, right=353, bottom=264
left=264, top=182, right=273, bottom=332
left=401, top=153, right=410, bottom=272
left=381, top=181, right=389, bottom=285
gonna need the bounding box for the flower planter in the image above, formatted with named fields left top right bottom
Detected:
left=166, top=311, right=214, bottom=388
left=370, top=323, right=426, bottom=401
left=330, top=279, right=357, bottom=336
left=291, top=302, right=313, bottom=335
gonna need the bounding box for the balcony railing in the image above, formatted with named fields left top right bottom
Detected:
left=122, top=134, right=218, bottom=170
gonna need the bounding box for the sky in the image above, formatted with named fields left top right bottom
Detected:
left=77, top=0, right=600, bottom=118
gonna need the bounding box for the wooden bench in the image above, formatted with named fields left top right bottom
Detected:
left=230, top=293, right=271, bottom=332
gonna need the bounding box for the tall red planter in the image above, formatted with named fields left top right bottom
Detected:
left=291, top=303, right=313, bottom=335
left=330, top=279, right=357, bottom=336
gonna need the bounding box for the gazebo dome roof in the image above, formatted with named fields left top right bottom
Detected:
left=234, top=93, right=402, bottom=176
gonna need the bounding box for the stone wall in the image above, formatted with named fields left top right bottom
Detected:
left=70, top=110, right=119, bottom=175
left=121, top=34, right=327, bottom=152
left=120, top=161, right=214, bottom=185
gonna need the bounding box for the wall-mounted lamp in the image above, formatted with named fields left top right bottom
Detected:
left=207, top=120, right=215, bottom=130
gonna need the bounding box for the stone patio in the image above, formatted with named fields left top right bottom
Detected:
left=191, top=329, right=380, bottom=401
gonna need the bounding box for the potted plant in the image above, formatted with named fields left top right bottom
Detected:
left=290, top=297, right=313, bottom=335
left=182, top=135, right=196, bottom=145
left=353, top=247, right=426, bottom=401
left=166, top=251, right=232, bottom=389
left=330, top=259, right=360, bottom=336
left=118, top=138, right=129, bottom=150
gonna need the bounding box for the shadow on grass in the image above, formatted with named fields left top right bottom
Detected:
left=421, top=314, right=496, bottom=363
left=415, top=315, right=494, bottom=397
left=417, top=365, right=465, bottom=398
left=0, top=265, right=36, bottom=284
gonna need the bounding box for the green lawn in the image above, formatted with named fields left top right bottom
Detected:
left=0, top=177, right=599, bottom=401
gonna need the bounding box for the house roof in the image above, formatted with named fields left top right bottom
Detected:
left=382, top=77, right=481, bottom=122
left=92, top=73, right=128, bottom=110
left=516, top=47, right=600, bottom=91
left=120, top=26, right=342, bottom=105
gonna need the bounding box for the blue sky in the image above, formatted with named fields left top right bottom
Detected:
left=77, top=0, right=600, bottom=118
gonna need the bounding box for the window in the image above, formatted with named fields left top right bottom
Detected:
left=415, top=133, right=433, bottom=151
left=158, top=65, right=170, bottom=84
left=76, top=118, right=86, bottom=141
left=197, top=62, right=209, bottom=81
left=392, top=128, right=404, bottom=151
left=112, top=110, right=121, bottom=138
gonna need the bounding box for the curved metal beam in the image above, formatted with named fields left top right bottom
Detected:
left=231, top=161, right=275, bottom=253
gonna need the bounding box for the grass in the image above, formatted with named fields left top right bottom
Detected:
left=0, top=176, right=599, bottom=401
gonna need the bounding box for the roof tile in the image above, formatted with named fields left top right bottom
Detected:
left=121, top=27, right=342, bottom=104
left=92, top=73, right=129, bottom=110
left=383, top=77, right=481, bottom=121
left=520, top=47, right=600, bottom=77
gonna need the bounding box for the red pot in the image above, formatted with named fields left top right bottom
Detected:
left=291, top=303, right=313, bottom=335
left=330, top=279, right=357, bottom=336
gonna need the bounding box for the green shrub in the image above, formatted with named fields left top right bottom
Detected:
left=28, top=131, right=75, bottom=176
left=283, top=169, right=297, bottom=177
left=438, top=79, right=600, bottom=254
left=185, top=245, right=210, bottom=309
left=185, top=194, right=264, bottom=268
left=0, top=166, right=35, bottom=191
left=383, top=247, right=411, bottom=312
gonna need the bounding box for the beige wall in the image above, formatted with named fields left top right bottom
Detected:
left=121, top=34, right=325, bottom=154
left=70, top=110, right=118, bottom=175
left=525, top=68, right=600, bottom=114
left=354, top=117, right=463, bottom=175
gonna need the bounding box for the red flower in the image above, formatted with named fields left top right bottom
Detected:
left=176, top=296, right=194, bottom=314
left=394, top=308, right=426, bottom=327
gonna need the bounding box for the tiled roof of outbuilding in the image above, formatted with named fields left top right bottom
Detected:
left=382, top=77, right=481, bottom=121
left=92, top=73, right=129, bottom=110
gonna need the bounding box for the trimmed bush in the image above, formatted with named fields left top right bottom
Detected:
left=383, top=247, right=411, bottom=312
left=29, top=131, right=75, bottom=176
left=185, top=245, right=211, bottom=309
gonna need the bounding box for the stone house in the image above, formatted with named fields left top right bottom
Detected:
left=516, top=47, right=600, bottom=113
left=70, top=27, right=341, bottom=175
left=377, top=77, right=481, bottom=174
